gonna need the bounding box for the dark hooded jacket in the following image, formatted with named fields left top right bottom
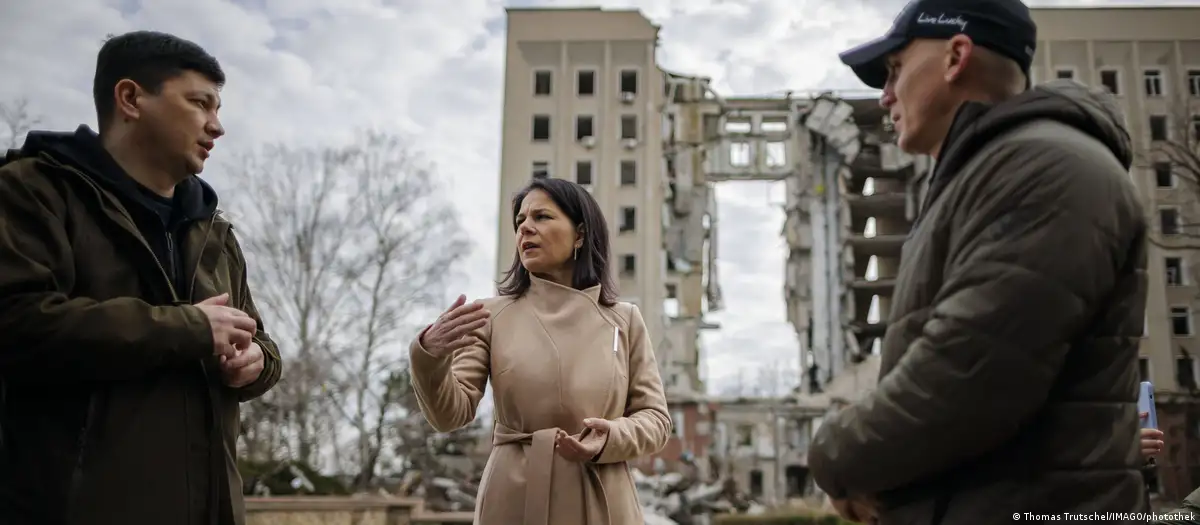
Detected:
left=0, top=126, right=282, bottom=525
left=808, top=80, right=1149, bottom=523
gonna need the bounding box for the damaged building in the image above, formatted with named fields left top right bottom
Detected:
left=496, top=4, right=1200, bottom=506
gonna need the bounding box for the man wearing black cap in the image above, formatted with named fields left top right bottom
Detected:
left=807, top=0, right=1149, bottom=523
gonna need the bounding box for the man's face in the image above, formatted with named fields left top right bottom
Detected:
left=879, top=39, right=960, bottom=155
left=136, top=70, right=224, bottom=176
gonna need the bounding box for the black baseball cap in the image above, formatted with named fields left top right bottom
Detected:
left=839, top=0, right=1037, bottom=89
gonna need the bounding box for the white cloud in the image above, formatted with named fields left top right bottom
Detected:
left=0, top=0, right=1139, bottom=395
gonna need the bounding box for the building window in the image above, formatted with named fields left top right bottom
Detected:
left=1161, top=207, right=1181, bottom=235
left=1055, top=68, right=1074, bottom=80
left=620, top=115, right=637, bottom=140
left=1155, top=162, right=1174, bottom=188
left=619, top=69, right=638, bottom=95
left=533, top=70, right=552, bottom=96
left=1178, top=357, right=1197, bottom=390
left=1149, top=115, right=1168, bottom=142
left=1192, top=116, right=1200, bottom=140
left=1144, top=69, right=1164, bottom=97
left=532, top=161, right=549, bottom=179
left=575, top=115, right=593, bottom=140
left=577, top=70, right=595, bottom=96
left=532, top=115, right=550, bottom=141
left=1189, top=70, right=1200, bottom=97
left=1100, top=69, right=1120, bottom=94
left=737, top=425, right=754, bottom=446
left=575, top=161, right=592, bottom=186
left=620, top=160, right=637, bottom=186
left=621, top=254, right=636, bottom=275
left=1139, top=357, right=1151, bottom=382
left=620, top=206, right=636, bottom=232
left=1167, top=257, right=1185, bottom=286
left=672, top=410, right=685, bottom=439
left=1171, top=306, right=1193, bottom=336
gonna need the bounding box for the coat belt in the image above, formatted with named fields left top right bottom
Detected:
left=492, top=422, right=611, bottom=525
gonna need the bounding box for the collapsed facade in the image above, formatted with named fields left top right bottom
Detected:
left=497, top=4, right=1200, bottom=508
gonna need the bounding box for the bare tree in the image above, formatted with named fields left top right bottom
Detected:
left=337, top=132, right=470, bottom=490
left=224, top=130, right=471, bottom=489
left=0, top=98, right=41, bottom=149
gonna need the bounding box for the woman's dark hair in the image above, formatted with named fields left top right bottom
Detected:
left=497, top=178, right=618, bottom=306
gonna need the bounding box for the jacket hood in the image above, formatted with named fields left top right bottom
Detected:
left=6, top=125, right=219, bottom=222
left=937, top=79, right=1134, bottom=178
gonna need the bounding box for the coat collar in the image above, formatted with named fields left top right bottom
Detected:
left=528, top=274, right=602, bottom=306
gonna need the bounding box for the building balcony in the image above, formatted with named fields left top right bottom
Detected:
left=846, top=234, right=905, bottom=258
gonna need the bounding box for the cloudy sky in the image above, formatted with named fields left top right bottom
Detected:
left=0, top=0, right=1184, bottom=396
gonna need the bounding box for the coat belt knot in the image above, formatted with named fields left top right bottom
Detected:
left=492, top=422, right=611, bottom=525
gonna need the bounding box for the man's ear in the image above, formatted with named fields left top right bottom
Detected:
left=113, top=78, right=144, bottom=123
left=944, top=34, right=974, bottom=83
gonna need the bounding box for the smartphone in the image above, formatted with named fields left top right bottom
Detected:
left=1138, top=381, right=1158, bottom=430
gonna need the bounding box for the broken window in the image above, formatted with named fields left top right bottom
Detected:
left=729, top=142, right=751, bottom=166
left=1144, top=69, right=1164, bottom=97
left=1155, top=162, right=1174, bottom=188
left=1178, top=357, right=1197, bottom=390
left=765, top=142, right=786, bottom=167
left=532, top=115, right=550, bottom=141
left=736, top=425, right=754, bottom=446
left=577, top=70, right=595, bottom=96
left=1160, top=207, right=1180, bottom=235
left=619, top=69, right=637, bottom=94
left=724, top=120, right=751, bottom=134
left=1166, top=257, right=1185, bottom=286
left=1100, top=70, right=1120, bottom=95
left=620, top=160, right=637, bottom=186
left=620, top=115, right=637, bottom=140
left=1055, top=68, right=1074, bottom=80
left=665, top=283, right=677, bottom=299
left=1190, top=70, right=1200, bottom=97
left=1171, top=306, right=1193, bottom=336
left=1139, top=357, right=1151, bottom=382
left=672, top=410, right=685, bottom=439
left=575, top=115, right=593, bottom=140
left=621, top=254, right=636, bottom=275
left=532, top=161, right=549, bottom=179
left=575, top=161, right=592, bottom=186
left=749, top=470, right=763, bottom=497
left=620, top=206, right=636, bottom=232
left=761, top=119, right=788, bottom=133
left=533, top=70, right=551, bottom=96
left=1149, top=115, right=1168, bottom=141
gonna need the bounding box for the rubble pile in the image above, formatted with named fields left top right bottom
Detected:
left=633, top=469, right=763, bottom=524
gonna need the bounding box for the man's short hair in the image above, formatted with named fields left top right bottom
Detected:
left=93, top=31, right=224, bottom=131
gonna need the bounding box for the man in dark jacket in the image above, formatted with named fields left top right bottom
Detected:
left=0, top=31, right=282, bottom=525
left=808, top=0, right=1148, bottom=523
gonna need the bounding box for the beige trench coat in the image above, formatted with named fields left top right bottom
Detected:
left=410, top=276, right=671, bottom=524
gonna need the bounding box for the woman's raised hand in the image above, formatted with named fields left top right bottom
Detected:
left=419, top=294, right=489, bottom=358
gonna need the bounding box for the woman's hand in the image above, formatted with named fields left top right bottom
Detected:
left=1140, top=413, right=1165, bottom=459
left=419, top=295, right=489, bottom=358
left=554, top=418, right=612, bottom=462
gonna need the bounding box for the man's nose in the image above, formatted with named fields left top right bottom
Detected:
left=879, top=89, right=896, bottom=109
left=207, top=117, right=225, bottom=139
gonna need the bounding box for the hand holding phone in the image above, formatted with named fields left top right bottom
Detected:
left=1138, top=381, right=1158, bottom=430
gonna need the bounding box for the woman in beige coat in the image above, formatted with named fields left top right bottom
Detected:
left=409, top=178, right=672, bottom=524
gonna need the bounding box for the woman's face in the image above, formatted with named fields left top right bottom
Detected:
left=515, top=189, right=581, bottom=279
